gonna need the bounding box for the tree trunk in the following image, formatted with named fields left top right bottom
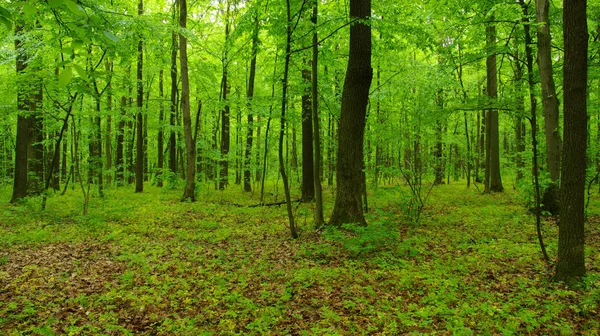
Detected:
left=301, top=67, right=315, bottom=201
left=243, top=15, right=259, bottom=192
left=312, top=0, right=325, bottom=227
left=180, top=0, right=196, bottom=201
left=536, top=0, right=561, bottom=214
left=105, top=61, right=113, bottom=187
left=169, top=1, right=179, bottom=176
left=328, top=0, right=372, bottom=226
left=116, top=95, right=126, bottom=185
left=158, top=69, right=165, bottom=187
left=135, top=0, right=144, bottom=193
left=555, top=0, right=587, bottom=283
left=219, top=1, right=231, bottom=190
left=485, top=22, right=503, bottom=192
left=281, top=0, right=298, bottom=238
left=12, top=19, right=32, bottom=203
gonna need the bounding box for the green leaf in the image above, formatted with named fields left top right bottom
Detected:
left=47, top=0, right=62, bottom=9
left=73, top=64, right=87, bottom=79
left=0, top=17, right=11, bottom=31
left=71, top=39, right=84, bottom=50
left=59, top=67, right=73, bottom=87
left=0, top=6, right=12, bottom=19
left=21, top=4, right=37, bottom=16
left=103, top=31, right=118, bottom=44
left=65, top=0, right=85, bottom=16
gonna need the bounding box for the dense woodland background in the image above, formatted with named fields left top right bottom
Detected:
left=0, top=0, right=599, bottom=334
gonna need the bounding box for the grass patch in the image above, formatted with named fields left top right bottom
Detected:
left=0, top=181, right=599, bottom=334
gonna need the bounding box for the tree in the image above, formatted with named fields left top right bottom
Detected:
left=536, top=0, right=560, bottom=215
left=484, top=20, right=503, bottom=193
left=135, top=0, right=144, bottom=193
left=328, top=0, right=373, bottom=226
left=311, top=0, right=324, bottom=227
left=180, top=0, right=196, bottom=201
left=555, top=0, right=588, bottom=283
left=11, top=19, right=32, bottom=203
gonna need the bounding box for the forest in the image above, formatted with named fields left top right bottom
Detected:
left=0, top=0, right=599, bottom=334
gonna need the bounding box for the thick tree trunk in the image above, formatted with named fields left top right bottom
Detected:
left=135, top=0, right=144, bottom=193
left=485, top=22, right=503, bottom=192
left=536, top=0, right=561, bottom=214
left=328, top=0, right=372, bottom=226
left=180, top=0, right=196, bottom=201
left=555, top=0, right=587, bottom=283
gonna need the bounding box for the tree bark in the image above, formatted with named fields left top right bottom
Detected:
left=219, top=1, right=231, bottom=190
left=281, top=0, right=298, bottom=238
left=243, top=15, right=259, bottom=192
left=169, top=1, right=179, bottom=176
left=312, top=0, right=324, bottom=227
left=11, top=19, right=32, bottom=203
left=301, top=66, right=315, bottom=201
left=180, top=0, right=196, bottom=201
left=328, top=0, right=373, bottom=226
left=135, top=0, right=144, bottom=193
left=555, top=0, right=587, bottom=283
left=485, top=22, right=503, bottom=192
left=158, top=69, right=165, bottom=187
left=536, top=0, right=561, bottom=214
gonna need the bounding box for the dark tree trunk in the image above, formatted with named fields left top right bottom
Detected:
left=328, top=0, right=373, bottom=226
left=219, top=1, right=231, bottom=190
left=312, top=0, right=324, bottom=227
left=434, top=90, right=444, bottom=185
left=180, top=0, right=196, bottom=201
left=169, top=1, right=179, bottom=176
left=301, top=67, right=315, bottom=201
left=158, top=69, right=165, bottom=187
left=485, top=22, right=503, bottom=192
left=135, top=0, right=144, bottom=193
left=116, top=95, right=126, bottom=185
left=555, top=0, right=587, bottom=283
left=536, top=0, right=561, bottom=214
left=281, top=0, right=298, bottom=238
left=105, top=61, right=113, bottom=187
left=244, top=15, right=259, bottom=192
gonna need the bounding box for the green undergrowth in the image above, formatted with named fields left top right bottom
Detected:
left=0, top=180, right=599, bottom=335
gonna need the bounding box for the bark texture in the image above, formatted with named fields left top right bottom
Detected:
left=328, top=0, right=373, bottom=226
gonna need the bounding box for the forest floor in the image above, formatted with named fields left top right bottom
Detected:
left=0, top=180, right=599, bottom=335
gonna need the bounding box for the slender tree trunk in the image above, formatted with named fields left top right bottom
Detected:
left=328, top=0, right=373, bottom=226
left=135, top=0, right=144, bottom=193
left=281, top=0, right=298, bottom=238
left=312, top=0, right=324, bottom=227
left=180, top=0, right=196, bottom=201
left=301, top=66, right=315, bottom=201
left=169, top=1, right=179, bottom=176
left=243, top=15, right=259, bottom=192
left=536, top=0, right=561, bottom=214
left=555, top=0, right=587, bottom=283
left=158, top=69, right=165, bottom=187
left=116, top=95, right=126, bottom=185
left=520, top=0, right=550, bottom=263
left=219, top=1, right=231, bottom=190
left=105, top=61, right=113, bottom=187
